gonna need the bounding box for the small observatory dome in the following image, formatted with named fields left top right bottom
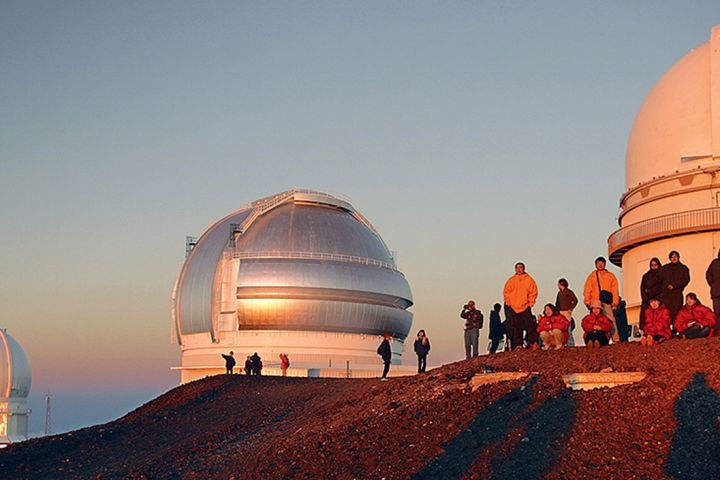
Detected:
left=0, top=328, right=32, bottom=444
left=172, top=189, right=414, bottom=383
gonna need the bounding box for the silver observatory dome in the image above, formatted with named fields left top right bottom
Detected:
left=172, top=190, right=413, bottom=382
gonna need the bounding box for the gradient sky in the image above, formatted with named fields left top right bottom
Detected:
left=2, top=1, right=719, bottom=434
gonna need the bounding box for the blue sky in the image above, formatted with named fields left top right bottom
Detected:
left=1, top=1, right=718, bottom=434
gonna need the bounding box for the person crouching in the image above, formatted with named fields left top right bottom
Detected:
left=582, top=300, right=612, bottom=348
left=641, top=298, right=671, bottom=346
left=536, top=303, right=569, bottom=350
left=675, top=293, right=717, bottom=339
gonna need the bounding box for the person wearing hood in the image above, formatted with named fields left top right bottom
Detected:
left=640, top=257, right=663, bottom=329
left=705, top=249, right=720, bottom=332
left=503, top=262, right=539, bottom=350
left=488, top=303, right=504, bottom=354
left=660, top=250, right=690, bottom=322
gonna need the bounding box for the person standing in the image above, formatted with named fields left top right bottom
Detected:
left=244, top=356, right=252, bottom=376
left=640, top=258, right=663, bottom=329
left=615, top=297, right=630, bottom=342
left=377, top=333, right=392, bottom=380
left=488, top=303, right=504, bottom=354
left=460, top=300, right=483, bottom=359
left=221, top=351, right=236, bottom=375
left=661, top=250, right=690, bottom=323
left=503, top=262, right=539, bottom=350
left=279, top=353, right=290, bottom=377
left=705, top=249, right=720, bottom=332
left=555, top=278, right=578, bottom=347
left=250, top=352, right=262, bottom=376
left=583, top=256, right=620, bottom=342
left=413, top=330, right=431, bottom=373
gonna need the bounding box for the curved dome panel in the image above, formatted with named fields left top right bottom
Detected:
left=0, top=329, right=31, bottom=399
left=175, top=207, right=253, bottom=335
left=235, top=203, right=394, bottom=263
left=626, top=27, right=720, bottom=189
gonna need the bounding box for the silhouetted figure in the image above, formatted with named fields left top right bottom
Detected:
left=460, top=300, right=482, bottom=358
left=413, top=329, right=430, bottom=373
left=377, top=333, right=392, bottom=379
left=705, top=248, right=720, bottom=333
left=279, top=353, right=290, bottom=377
left=250, top=352, right=262, bottom=376
left=244, top=356, right=252, bottom=376
left=488, top=303, right=504, bottom=354
left=221, top=351, right=236, bottom=374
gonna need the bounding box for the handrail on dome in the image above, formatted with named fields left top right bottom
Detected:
left=608, top=207, right=720, bottom=266
left=226, top=250, right=400, bottom=271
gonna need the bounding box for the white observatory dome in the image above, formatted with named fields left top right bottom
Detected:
left=0, top=329, right=31, bottom=400
left=0, top=328, right=32, bottom=445
left=626, top=29, right=720, bottom=188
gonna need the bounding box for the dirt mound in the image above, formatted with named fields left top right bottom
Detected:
left=3, top=338, right=720, bottom=479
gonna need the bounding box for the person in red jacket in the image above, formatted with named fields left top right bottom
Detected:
left=674, top=293, right=717, bottom=339
left=536, top=303, right=570, bottom=350
left=582, top=300, right=612, bottom=348
left=641, top=298, right=672, bottom=346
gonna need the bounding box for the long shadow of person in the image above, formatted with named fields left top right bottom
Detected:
left=412, top=378, right=537, bottom=480
left=665, top=372, right=720, bottom=480
left=490, top=390, right=575, bottom=480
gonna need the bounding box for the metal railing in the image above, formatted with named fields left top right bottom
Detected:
left=608, top=207, right=720, bottom=264
left=228, top=250, right=398, bottom=271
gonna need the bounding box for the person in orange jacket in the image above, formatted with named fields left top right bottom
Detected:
left=581, top=300, right=612, bottom=348
left=583, top=256, right=620, bottom=342
left=503, top=262, right=538, bottom=350
left=641, top=298, right=672, bottom=346
left=675, top=293, right=716, bottom=339
left=536, top=304, right=570, bottom=350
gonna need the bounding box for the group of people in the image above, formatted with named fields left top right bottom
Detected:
left=375, top=329, right=432, bottom=379
left=465, top=250, right=720, bottom=352
left=221, top=351, right=281, bottom=376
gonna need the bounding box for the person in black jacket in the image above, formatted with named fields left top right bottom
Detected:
left=377, top=334, right=392, bottom=379
left=250, top=352, right=262, bottom=376
left=660, top=251, right=690, bottom=323
left=460, top=300, right=483, bottom=359
left=640, top=257, right=663, bottom=329
left=221, top=351, right=236, bottom=374
left=488, top=303, right=504, bottom=354
left=413, top=330, right=431, bottom=373
left=706, top=248, right=720, bottom=332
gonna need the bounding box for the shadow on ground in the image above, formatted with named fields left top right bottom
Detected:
left=412, top=377, right=576, bottom=480
left=665, top=372, right=720, bottom=480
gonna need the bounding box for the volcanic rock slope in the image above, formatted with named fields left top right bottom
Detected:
left=3, top=339, right=720, bottom=480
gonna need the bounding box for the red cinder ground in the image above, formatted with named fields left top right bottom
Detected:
left=3, top=338, right=720, bottom=479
